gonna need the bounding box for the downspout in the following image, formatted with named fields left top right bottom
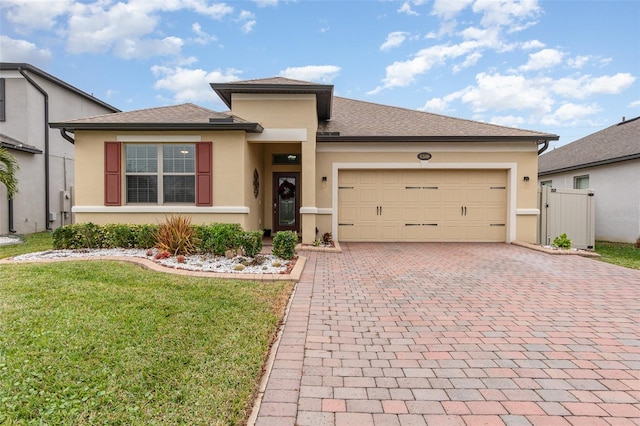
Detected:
left=60, top=128, right=74, bottom=144
left=537, top=139, right=549, bottom=155
left=19, top=67, right=52, bottom=230
left=8, top=198, right=16, bottom=233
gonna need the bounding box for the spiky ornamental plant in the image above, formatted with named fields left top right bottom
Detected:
left=0, top=147, right=19, bottom=199
left=154, top=215, right=200, bottom=256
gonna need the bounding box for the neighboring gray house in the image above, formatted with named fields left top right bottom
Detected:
left=538, top=116, right=640, bottom=243
left=0, top=63, right=119, bottom=234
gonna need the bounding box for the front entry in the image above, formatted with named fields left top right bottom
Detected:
left=273, top=172, right=300, bottom=233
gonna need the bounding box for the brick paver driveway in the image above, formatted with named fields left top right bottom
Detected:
left=253, top=243, right=640, bottom=426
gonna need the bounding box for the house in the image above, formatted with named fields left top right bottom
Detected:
left=538, top=116, right=640, bottom=243
left=50, top=77, right=558, bottom=245
left=0, top=63, right=119, bottom=235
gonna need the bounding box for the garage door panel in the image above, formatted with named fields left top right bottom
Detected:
left=338, top=169, right=507, bottom=242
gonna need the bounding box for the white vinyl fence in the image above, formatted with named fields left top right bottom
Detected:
left=538, top=186, right=596, bottom=250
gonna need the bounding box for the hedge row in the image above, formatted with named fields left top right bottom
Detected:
left=52, top=222, right=297, bottom=259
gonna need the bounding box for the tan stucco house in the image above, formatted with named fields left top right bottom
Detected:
left=50, top=77, right=558, bottom=245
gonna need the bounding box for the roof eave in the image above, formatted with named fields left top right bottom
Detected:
left=538, top=153, right=640, bottom=176
left=49, top=122, right=264, bottom=133
left=0, top=62, right=120, bottom=113
left=317, top=135, right=559, bottom=143
left=0, top=142, right=43, bottom=154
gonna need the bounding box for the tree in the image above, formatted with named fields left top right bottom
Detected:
left=0, top=146, right=19, bottom=199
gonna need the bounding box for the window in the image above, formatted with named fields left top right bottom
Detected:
left=272, top=153, right=301, bottom=165
left=574, top=175, right=589, bottom=190
left=125, top=144, right=195, bottom=204
left=540, top=180, right=552, bottom=187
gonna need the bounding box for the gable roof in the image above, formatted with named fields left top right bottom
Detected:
left=0, top=62, right=120, bottom=113
left=50, top=103, right=263, bottom=133
left=539, top=116, right=640, bottom=176
left=211, top=77, right=334, bottom=120
left=318, top=97, right=558, bottom=142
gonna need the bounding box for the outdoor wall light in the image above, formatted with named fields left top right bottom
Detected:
left=523, top=176, right=530, bottom=181
left=322, top=176, right=327, bottom=182
left=321, top=176, right=327, bottom=189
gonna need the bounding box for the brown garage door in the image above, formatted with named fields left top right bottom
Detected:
left=338, top=169, right=507, bottom=242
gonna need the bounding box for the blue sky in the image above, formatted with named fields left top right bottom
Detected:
left=1, top=0, right=638, bottom=148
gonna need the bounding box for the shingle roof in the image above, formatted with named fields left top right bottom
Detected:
left=50, top=103, right=263, bottom=133
left=538, top=116, right=640, bottom=175
left=318, top=97, right=558, bottom=141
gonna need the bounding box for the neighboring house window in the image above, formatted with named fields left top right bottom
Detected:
left=125, top=144, right=195, bottom=204
left=540, top=180, right=552, bottom=187
left=0, top=78, right=5, bottom=121
left=574, top=175, right=589, bottom=189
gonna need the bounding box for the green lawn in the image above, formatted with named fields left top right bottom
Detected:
left=0, top=233, right=294, bottom=425
left=595, top=240, right=640, bottom=270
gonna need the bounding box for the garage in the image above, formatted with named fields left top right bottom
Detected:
left=338, top=169, right=507, bottom=242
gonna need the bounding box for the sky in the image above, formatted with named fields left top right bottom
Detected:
left=1, top=0, right=638, bottom=149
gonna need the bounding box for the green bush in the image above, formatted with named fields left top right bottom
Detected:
left=195, top=223, right=243, bottom=255
left=272, top=231, right=298, bottom=260
left=100, top=223, right=134, bottom=248
left=131, top=224, right=159, bottom=248
left=553, top=233, right=572, bottom=249
left=239, top=230, right=264, bottom=257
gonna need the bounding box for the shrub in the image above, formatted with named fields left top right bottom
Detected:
left=239, top=230, right=264, bottom=257
left=52, top=223, right=101, bottom=249
left=195, top=223, right=243, bottom=255
left=272, top=231, right=297, bottom=260
left=100, top=223, right=134, bottom=248
left=322, top=232, right=333, bottom=245
left=636, top=237, right=640, bottom=249
left=154, top=215, right=199, bottom=256
left=553, top=233, right=572, bottom=249
left=52, top=224, right=75, bottom=249
left=131, top=224, right=159, bottom=248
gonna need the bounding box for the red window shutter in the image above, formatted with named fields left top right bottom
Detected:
left=196, top=142, right=212, bottom=206
left=104, top=142, right=121, bottom=206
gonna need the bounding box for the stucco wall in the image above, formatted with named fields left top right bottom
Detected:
left=538, top=160, right=640, bottom=243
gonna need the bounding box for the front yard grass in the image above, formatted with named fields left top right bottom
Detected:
left=595, top=240, right=640, bottom=270
left=0, top=233, right=294, bottom=425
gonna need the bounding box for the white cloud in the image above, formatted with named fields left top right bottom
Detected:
left=472, top=0, right=541, bottom=31
left=237, top=10, right=256, bottom=33
left=253, top=0, right=278, bottom=6
left=460, top=72, right=554, bottom=114
left=540, top=102, right=601, bottom=126
left=629, top=100, right=640, bottom=108
left=0, top=35, right=52, bottom=63
left=431, top=0, right=474, bottom=20
left=519, top=48, right=563, bottom=71
left=1, top=0, right=73, bottom=32
left=151, top=66, right=242, bottom=103
left=380, top=32, right=409, bottom=52
left=191, top=22, right=217, bottom=44
left=279, top=65, right=341, bottom=83
left=520, top=39, right=544, bottom=50
left=398, top=2, right=418, bottom=16
left=488, top=114, right=525, bottom=127
left=551, top=73, right=636, bottom=99
left=419, top=97, right=450, bottom=113
left=567, top=55, right=590, bottom=69
left=453, top=52, right=482, bottom=73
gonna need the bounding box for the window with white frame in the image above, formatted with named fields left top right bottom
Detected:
left=125, top=144, right=195, bottom=204
left=540, top=180, right=552, bottom=187
left=574, top=175, right=589, bottom=190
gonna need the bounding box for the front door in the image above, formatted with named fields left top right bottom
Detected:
left=273, top=172, right=300, bottom=233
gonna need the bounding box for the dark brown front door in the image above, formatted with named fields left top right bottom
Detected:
left=273, top=172, right=300, bottom=233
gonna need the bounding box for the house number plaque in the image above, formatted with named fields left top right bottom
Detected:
left=417, top=152, right=432, bottom=161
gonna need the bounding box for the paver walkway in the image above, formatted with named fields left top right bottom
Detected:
left=252, top=243, right=640, bottom=426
